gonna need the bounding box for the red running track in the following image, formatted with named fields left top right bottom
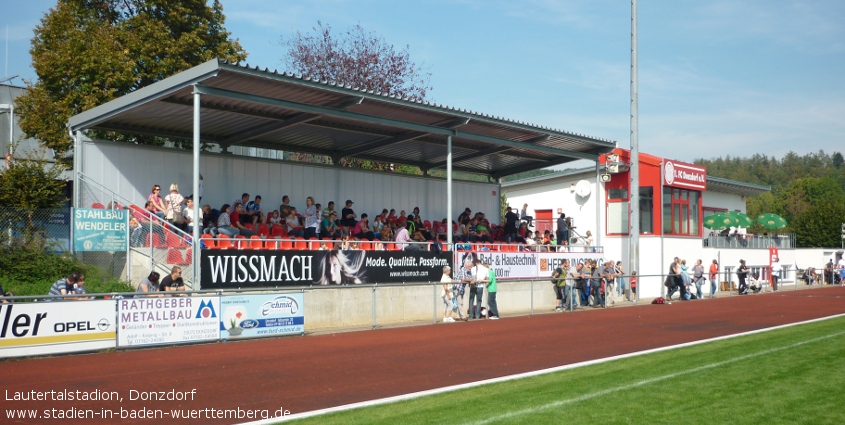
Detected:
left=2, top=286, right=844, bottom=424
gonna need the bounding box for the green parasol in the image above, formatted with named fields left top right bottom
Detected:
left=724, top=211, right=755, bottom=227
left=703, top=213, right=738, bottom=230
left=757, top=213, right=788, bottom=230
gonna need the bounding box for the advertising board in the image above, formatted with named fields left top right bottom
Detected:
left=117, top=296, right=220, bottom=347
left=663, top=160, right=707, bottom=191
left=73, top=208, right=129, bottom=252
left=200, top=250, right=452, bottom=288
left=219, top=293, right=304, bottom=339
left=454, top=250, right=606, bottom=280
left=0, top=300, right=116, bottom=358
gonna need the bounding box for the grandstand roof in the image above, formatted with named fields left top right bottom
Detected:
left=68, top=59, right=616, bottom=178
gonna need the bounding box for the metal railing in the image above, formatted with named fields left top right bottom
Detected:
left=702, top=233, right=795, bottom=249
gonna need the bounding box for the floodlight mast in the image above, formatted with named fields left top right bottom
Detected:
left=629, top=0, right=641, bottom=293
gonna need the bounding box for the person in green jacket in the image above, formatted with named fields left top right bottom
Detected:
left=484, top=262, right=499, bottom=320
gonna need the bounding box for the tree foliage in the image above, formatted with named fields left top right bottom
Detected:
left=280, top=21, right=433, bottom=172
left=0, top=147, right=67, bottom=210
left=16, top=0, right=247, bottom=158
left=282, top=21, right=432, bottom=101
left=697, top=151, right=845, bottom=247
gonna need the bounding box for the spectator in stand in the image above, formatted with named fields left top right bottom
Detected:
left=304, top=196, right=319, bottom=239
left=268, top=210, right=282, bottom=226
left=395, top=221, right=420, bottom=251
left=322, top=201, right=336, bottom=221
left=541, top=230, right=553, bottom=251
left=476, top=219, right=492, bottom=243
left=136, top=271, right=161, bottom=295
left=585, top=230, right=594, bottom=252
left=134, top=201, right=165, bottom=243
left=49, top=272, right=86, bottom=301
left=147, top=185, right=166, bottom=219
left=556, top=213, right=568, bottom=248
left=246, top=195, right=264, bottom=226
left=321, top=211, right=341, bottom=240
left=440, top=266, right=457, bottom=323
left=231, top=203, right=257, bottom=237
left=413, top=215, right=432, bottom=240
left=235, top=193, right=253, bottom=226
left=159, top=267, right=185, bottom=292
left=412, top=206, right=421, bottom=221
left=434, top=219, right=448, bottom=241
left=771, top=257, right=781, bottom=292
left=280, top=195, right=292, bottom=217
left=286, top=207, right=305, bottom=237
left=458, top=207, right=472, bottom=225
left=372, top=215, right=385, bottom=240
left=520, top=203, right=533, bottom=227
left=353, top=213, right=376, bottom=240
left=397, top=210, right=408, bottom=226
left=129, top=217, right=143, bottom=247
left=182, top=196, right=202, bottom=235
left=216, top=204, right=240, bottom=238
left=163, top=183, right=186, bottom=230
left=504, top=206, right=518, bottom=243
left=524, top=230, right=536, bottom=250
left=709, top=259, right=719, bottom=298
left=341, top=200, right=357, bottom=228
left=386, top=209, right=398, bottom=224
left=201, top=204, right=218, bottom=237
left=515, top=223, right=528, bottom=243
left=380, top=222, right=394, bottom=244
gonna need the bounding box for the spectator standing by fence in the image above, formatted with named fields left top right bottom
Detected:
left=709, top=260, right=719, bottom=298
left=484, top=262, right=499, bottom=319
left=770, top=257, right=781, bottom=291
left=693, top=259, right=705, bottom=299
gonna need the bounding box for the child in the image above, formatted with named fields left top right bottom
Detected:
left=269, top=210, right=282, bottom=225
left=630, top=271, right=637, bottom=300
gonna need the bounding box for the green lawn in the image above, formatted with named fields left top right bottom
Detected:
left=281, top=316, right=845, bottom=424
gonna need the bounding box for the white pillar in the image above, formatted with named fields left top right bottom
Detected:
left=192, top=87, right=202, bottom=290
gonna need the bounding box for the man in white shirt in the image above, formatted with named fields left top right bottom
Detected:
left=770, top=257, right=782, bottom=292
left=182, top=197, right=203, bottom=234
left=471, top=259, right=489, bottom=319
left=440, top=266, right=457, bottom=322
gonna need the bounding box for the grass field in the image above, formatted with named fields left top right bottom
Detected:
left=279, top=315, right=845, bottom=424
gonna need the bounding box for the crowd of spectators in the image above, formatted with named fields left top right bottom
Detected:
left=128, top=184, right=598, bottom=253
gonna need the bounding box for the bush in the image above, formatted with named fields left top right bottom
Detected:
left=0, top=246, right=133, bottom=297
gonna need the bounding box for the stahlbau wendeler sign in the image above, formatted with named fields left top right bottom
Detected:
left=663, top=160, right=707, bottom=190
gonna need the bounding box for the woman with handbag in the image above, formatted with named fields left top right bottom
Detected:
left=163, top=183, right=186, bottom=231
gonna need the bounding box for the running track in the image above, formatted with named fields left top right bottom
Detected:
left=3, top=286, right=844, bottom=424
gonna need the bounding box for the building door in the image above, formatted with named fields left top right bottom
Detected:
left=535, top=209, right=553, bottom=234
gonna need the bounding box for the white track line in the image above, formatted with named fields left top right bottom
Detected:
left=238, top=312, right=845, bottom=425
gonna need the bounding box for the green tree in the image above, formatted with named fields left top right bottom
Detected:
left=281, top=21, right=432, bottom=171
left=791, top=201, right=845, bottom=248
left=16, top=0, right=247, bottom=159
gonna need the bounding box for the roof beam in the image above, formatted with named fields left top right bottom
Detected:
left=332, top=130, right=427, bottom=160
left=218, top=113, right=320, bottom=148
left=428, top=134, right=550, bottom=169
left=492, top=156, right=579, bottom=179
left=193, top=85, right=598, bottom=161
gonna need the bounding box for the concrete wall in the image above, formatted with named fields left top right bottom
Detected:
left=296, top=280, right=560, bottom=332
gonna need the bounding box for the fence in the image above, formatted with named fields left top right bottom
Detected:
left=702, top=233, right=795, bottom=249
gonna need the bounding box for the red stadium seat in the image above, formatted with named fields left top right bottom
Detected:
left=257, top=223, right=270, bottom=237
left=424, top=220, right=432, bottom=230
left=249, top=235, right=263, bottom=250
left=244, top=223, right=255, bottom=231
left=294, top=237, right=307, bottom=250
left=165, top=231, right=185, bottom=248
left=166, top=248, right=184, bottom=264
left=308, top=237, right=319, bottom=250
left=217, top=237, right=232, bottom=250
left=182, top=248, right=193, bottom=265
left=271, top=224, right=285, bottom=237
left=152, top=233, right=166, bottom=248
left=280, top=238, right=293, bottom=250
left=201, top=233, right=216, bottom=249
left=91, top=202, right=105, bottom=209
left=234, top=234, right=246, bottom=249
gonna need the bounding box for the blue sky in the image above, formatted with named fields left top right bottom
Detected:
left=2, top=0, right=844, bottom=163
